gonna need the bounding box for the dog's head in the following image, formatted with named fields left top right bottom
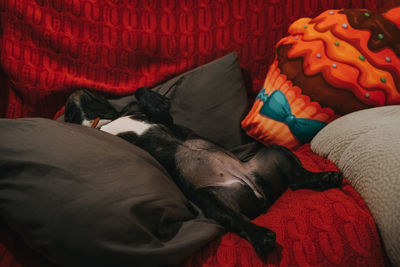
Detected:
left=65, top=89, right=120, bottom=128
left=65, top=87, right=173, bottom=129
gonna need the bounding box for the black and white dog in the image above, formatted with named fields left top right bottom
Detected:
left=64, top=88, right=342, bottom=255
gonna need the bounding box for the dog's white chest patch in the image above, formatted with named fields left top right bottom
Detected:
left=100, top=116, right=153, bottom=136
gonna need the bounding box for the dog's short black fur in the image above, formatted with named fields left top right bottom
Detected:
left=64, top=88, right=342, bottom=255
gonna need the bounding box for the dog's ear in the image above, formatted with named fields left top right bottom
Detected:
left=65, top=98, right=83, bottom=124
left=79, top=90, right=119, bottom=120
left=135, top=87, right=174, bottom=125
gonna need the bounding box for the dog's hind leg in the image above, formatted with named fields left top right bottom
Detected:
left=267, top=146, right=342, bottom=191
left=248, top=145, right=342, bottom=194
left=287, top=167, right=343, bottom=191
left=193, top=186, right=276, bottom=255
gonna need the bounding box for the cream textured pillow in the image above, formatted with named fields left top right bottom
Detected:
left=311, top=105, right=400, bottom=266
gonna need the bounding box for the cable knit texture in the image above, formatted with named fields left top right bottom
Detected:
left=0, top=0, right=392, bottom=266
left=0, top=0, right=387, bottom=119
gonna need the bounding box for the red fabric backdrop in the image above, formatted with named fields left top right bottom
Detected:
left=0, top=0, right=395, bottom=119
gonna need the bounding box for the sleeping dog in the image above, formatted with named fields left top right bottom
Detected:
left=64, top=88, right=342, bottom=255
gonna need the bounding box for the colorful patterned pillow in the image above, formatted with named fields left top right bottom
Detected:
left=242, top=7, right=400, bottom=149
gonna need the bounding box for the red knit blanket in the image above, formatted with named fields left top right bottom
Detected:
left=0, top=0, right=387, bottom=119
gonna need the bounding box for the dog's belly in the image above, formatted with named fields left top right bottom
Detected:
left=99, top=117, right=264, bottom=204
left=175, top=139, right=264, bottom=201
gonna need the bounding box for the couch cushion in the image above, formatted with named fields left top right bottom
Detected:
left=0, top=118, right=222, bottom=267
left=152, top=52, right=250, bottom=149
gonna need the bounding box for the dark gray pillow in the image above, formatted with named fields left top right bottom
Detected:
left=106, top=52, right=250, bottom=149
left=0, top=118, right=222, bottom=267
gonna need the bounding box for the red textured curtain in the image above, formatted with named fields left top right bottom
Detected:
left=0, top=0, right=390, bottom=119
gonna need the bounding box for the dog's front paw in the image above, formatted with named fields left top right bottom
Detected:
left=248, top=226, right=276, bottom=255
left=135, top=87, right=169, bottom=109
left=318, top=171, right=343, bottom=190
left=134, top=87, right=173, bottom=124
